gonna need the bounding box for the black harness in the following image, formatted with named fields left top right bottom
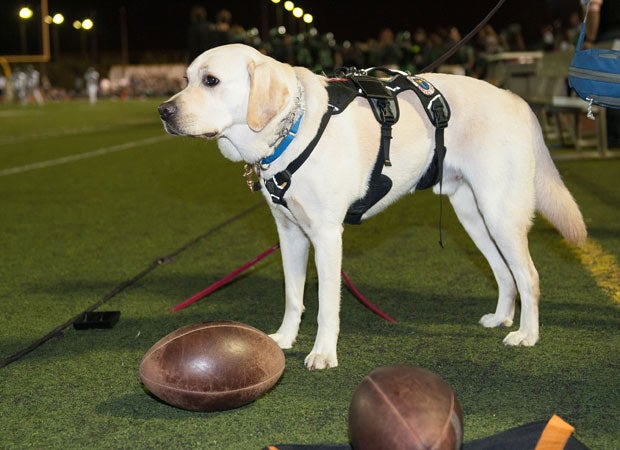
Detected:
left=261, top=68, right=451, bottom=225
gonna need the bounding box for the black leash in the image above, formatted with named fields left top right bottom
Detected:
left=421, top=0, right=509, bottom=73
left=0, top=202, right=263, bottom=369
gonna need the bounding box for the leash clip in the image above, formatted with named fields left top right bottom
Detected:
left=243, top=163, right=261, bottom=192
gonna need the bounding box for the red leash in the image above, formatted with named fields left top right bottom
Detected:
left=168, top=243, right=395, bottom=322
left=341, top=269, right=395, bottom=322
left=168, top=243, right=281, bottom=312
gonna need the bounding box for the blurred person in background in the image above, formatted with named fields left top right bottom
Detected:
left=12, top=68, right=28, bottom=105
left=411, top=28, right=432, bottom=71
left=438, top=26, right=475, bottom=75
left=376, top=28, right=403, bottom=69
left=583, top=0, right=620, bottom=49
left=212, top=8, right=233, bottom=46
left=85, top=67, right=99, bottom=104
left=187, top=6, right=215, bottom=63
left=0, top=75, right=5, bottom=101
left=26, top=65, right=44, bottom=105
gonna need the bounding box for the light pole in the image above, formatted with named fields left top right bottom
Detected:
left=74, top=18, right=94, bottom=61
left=45, top=13, right=64, bottom=59
left=292, top=6, right=304, bottom=34
left=271, top=0, right=283, bottom=29
left=283, top=1, right=295, bottom=34
left=18, top=7, right=34, bottom=54
left=303, top=13, right=313, bottom=31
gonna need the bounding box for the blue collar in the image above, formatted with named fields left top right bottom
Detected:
left=261, top=113, right=303, bottom=166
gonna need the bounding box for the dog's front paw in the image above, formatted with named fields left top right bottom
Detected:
left=304, top=352, right=338, bottom=370
left=269, top=333, right=295, bottom=349
left=503, top=330, right=539, bottom=346
left=480, top=313, right=513, bottom=328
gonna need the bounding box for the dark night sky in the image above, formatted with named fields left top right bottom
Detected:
left=1, top=0, right=582, bottom=56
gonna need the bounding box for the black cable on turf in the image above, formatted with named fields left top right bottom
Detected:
left=0, top=202, right=263, bottom=369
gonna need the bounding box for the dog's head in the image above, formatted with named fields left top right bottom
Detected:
left=158, top=44, right=297, bottom=162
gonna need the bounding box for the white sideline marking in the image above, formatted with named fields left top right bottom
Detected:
left=0, top=120, right=155, bottom=146
left=0, top=135, right=170, bottom=177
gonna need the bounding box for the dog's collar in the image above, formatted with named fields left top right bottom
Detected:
left=261, top=113, right=303, bottom=167
left=260, top=80, right=304, bottom=168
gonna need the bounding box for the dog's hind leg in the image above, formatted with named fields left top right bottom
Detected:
left=456, top=179, right=540, bottom=347
left=484, top=225, right=540, bottom=346
left=448, top=183, right=517, bottom=328
left=270, top=212, right=310, bottom=350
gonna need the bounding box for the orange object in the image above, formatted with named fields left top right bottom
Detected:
left=535, top=415, right=576, bottom=450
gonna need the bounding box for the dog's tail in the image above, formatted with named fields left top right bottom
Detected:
left=533, top=124, right=587, bottom=246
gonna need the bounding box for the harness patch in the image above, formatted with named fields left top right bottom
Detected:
left=409, top=76, right=436, bottom=96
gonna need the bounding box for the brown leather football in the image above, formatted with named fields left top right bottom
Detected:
left=139, top=321, right=285, bottom=411
left=349, top=365, right=463, bottom=450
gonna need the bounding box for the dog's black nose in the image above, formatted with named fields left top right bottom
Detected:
left=158, top=101, right=177, bottom=120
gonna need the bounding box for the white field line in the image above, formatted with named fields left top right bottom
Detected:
left=0, top=135, right=171, bottom=177
left=0, top=119, right=155, bottom=146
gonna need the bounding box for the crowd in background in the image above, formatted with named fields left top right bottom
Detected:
left=187, top=6, right=585, bottom=78
left=1, top=6, right=586, bottom=103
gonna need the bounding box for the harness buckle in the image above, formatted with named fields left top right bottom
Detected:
left=378, top=99, right=397, bottom=124
left=264, top=170, right=292, bottom=206
left=428, top=95, right=449, bottom=129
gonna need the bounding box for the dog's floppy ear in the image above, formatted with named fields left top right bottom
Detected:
left=247, top=60, right=290, bottom=131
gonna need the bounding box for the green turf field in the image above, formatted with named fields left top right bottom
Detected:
left=0, top=99, right=618, bottom=449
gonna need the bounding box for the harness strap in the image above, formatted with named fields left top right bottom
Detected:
left=416, top=95, right=449, bottom=189
left=263, top=109, right=334, bottom=207
left=379, top=105, right=395, bottom=166
left=346, top=73, right=399, bottom=166
left=345, top=146, right=393, bottom=225
left=415, top=95, right=449, bottom=246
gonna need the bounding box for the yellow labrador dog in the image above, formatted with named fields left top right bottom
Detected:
left=159, top=43, right=586, bottom=370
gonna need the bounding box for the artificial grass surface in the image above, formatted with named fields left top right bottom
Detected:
left=0, top=99, right=618, bottom=449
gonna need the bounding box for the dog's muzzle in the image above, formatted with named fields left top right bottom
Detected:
left=158, top=101, right=219, bottom=139
left=158, top=101, right=177, bottom=121
left=158, top=101, right=183, bottom=136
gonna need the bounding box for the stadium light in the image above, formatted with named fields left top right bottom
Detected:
left=45, top=13, right=64, bottom=25
left=284, top=1, right=294, bottom=12
left=81, top=18, right=94, bottom=30
left=292, top=7, right=303, bottom=18
left=73, top=18, right=94, bottom=30
left=271, top=0, right=281, bottom=3
left=303, top=13, right=313, bottom=24
left=19, top=7, right=34, bottom=20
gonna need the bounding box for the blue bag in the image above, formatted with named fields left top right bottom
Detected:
left=568, top=0, right=620, bottom=109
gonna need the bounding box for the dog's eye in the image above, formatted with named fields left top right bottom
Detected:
left=202, top=75, right=219, bottom=87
